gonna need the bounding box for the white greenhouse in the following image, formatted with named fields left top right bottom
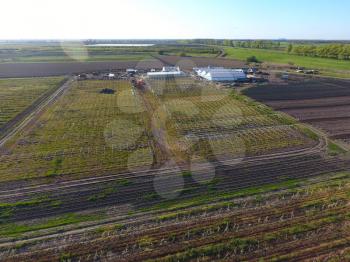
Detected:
left=194, top=67, right=247, bottom=82
left=147, top=66, right=185, bottom=79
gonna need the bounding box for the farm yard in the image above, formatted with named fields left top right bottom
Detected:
left=243, top=77, right=350, bottom=145
left=0, top=73, right=349, bottom=261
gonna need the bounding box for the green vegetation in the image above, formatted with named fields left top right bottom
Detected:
left=138, top=236, right=155, bottom=248
left=95, top=223, right=125, bottom=234
left=328, top=141, right=347, bottom=156
left=0, top=77, right=65, bottom=129
left=263, top=214, right=343, bottom=242
left=0, top=213, right=99, bottom=237
left=299, top=126, right=319, bottom=141
left=157, top=237, right=258, bottom=262
left=180, top=39, right=284, bottom=50
left=148, top=78, right=312, bottom=165
left=246, top=55, right=260, bottom=63
left=291, top=44, right=350, bottom=60
left=116, top=178, right=132, bottom=187
left=88, top=179, right=131, bottom=201
left=59, top=253, right=73, bottom=262
left=0, top=196, right=63, bottom=222
left=143, top=178, right=301, bottom=212
left=0, top=80, right=152, bottom=182
left=88, top=187, right=118, bottom=201
left=224, top=47, right=350, bottom=72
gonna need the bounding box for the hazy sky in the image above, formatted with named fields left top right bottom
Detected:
left=1, top=0, right=349, bottom=40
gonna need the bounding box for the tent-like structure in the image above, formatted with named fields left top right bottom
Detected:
left=194, top=67, right=247, bottom=82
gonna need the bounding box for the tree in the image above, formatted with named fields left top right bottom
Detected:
left=223, top=40, right=232, bottom=46
left=246, top=56, right=260, bottom=63
left=287, top=44, right=293, bottom=53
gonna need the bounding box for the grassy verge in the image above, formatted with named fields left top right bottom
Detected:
left=0, top=213, right=100, bottom=238
left=328, top=141, right=347, bottom=156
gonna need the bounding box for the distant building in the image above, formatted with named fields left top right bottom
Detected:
left=194, top=67, right=247, bottom=82
left=162, top=66, right=180, bottom=72
left=127, top=69, right=137, bottom=76
left=147, top=66, right=185, bottom=79
left=281, top=73, right=289, bottom=80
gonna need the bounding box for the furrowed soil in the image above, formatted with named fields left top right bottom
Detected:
left=243, top=77, right=350, bottom=143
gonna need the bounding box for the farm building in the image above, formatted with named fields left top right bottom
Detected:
left=126, top=69, right=138, bottom=76
left=194, top=67, right=247, bottom=82
left=147, top=66, right=185, bottom=79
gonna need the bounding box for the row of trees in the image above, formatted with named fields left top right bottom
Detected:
left=288, top=44, right=350, bottom=60
left=223, top=40, right=281, bottom=49
left=178, top=39, right=282, bottom=50
left=177, top=39, right=350, bottom=60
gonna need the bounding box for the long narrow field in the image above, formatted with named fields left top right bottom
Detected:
left=243, top=77, right=350, bottom=145
left=0, top=77, right=65, bottom=131
left=0, top=61, right=162, bottom=78
left=0, top=77, right=348, bottom=261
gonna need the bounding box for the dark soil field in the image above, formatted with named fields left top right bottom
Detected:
left=0, top=60, right=163, bottom=78
left=0, top=56, right=246, bottom=78
left=244, top=78, right=350, bottom=142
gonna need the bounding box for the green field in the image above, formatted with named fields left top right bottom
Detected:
left=0, top=80, right=153, bottom=182
left=0, top=77, right=65, bottom=129
left=0, top=78, right=315, bottom=182
left=224, top=47, right=350, bottom=77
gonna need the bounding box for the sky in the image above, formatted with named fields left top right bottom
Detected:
left=1, top=0, right=349, bottom=40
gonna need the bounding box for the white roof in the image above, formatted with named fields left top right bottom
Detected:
left=147, top=71, right=185, bottom=78
left=162, top=66, right=180, bottom=72
left=195, top=67, right=246, bottom=81
left=147, top=71, right=183, bottom=76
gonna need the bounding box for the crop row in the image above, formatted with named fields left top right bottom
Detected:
left=0, top=80, right=153, bottom=182
left=2, top=171, right=348, bottom=261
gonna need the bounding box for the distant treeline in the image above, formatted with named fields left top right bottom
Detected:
left=289, top=44, right=350, bottom=60
left=179, top=39, right=350, bottom=60
left=179, top=39, right=282, bottom=49
left=224, top=40, right=282, bottom=49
